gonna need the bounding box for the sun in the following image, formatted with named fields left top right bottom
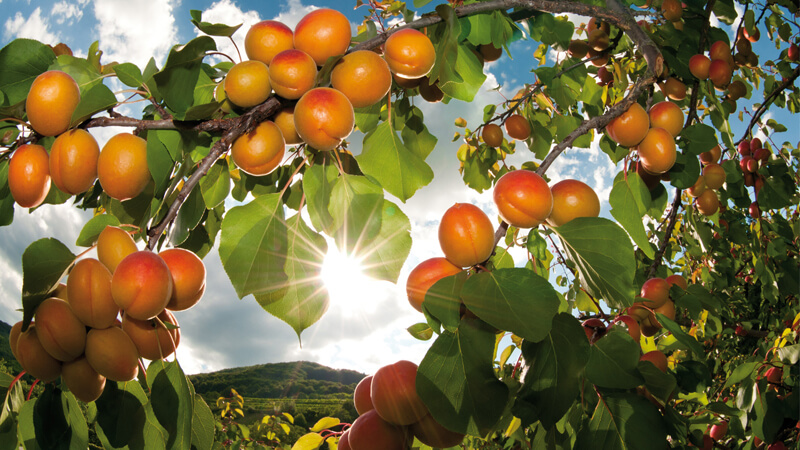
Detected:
left=320, top=243, right=379, bottom=315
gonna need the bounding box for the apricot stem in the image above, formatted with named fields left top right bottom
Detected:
left=7, top=370, right=26, bottom=395
left=27, top=379, right=39, bottom=401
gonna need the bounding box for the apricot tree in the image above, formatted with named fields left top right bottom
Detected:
left=0, top=0, right=798, bottom=449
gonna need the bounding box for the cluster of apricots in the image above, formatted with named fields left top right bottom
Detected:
left=405, top=169, right=600, bottom=313
left=481, top=113, right=532, bottom=148
left=568, top=18, right=614, bottom=68
left=10, top=70, right=153, bottom=209
left=689, top=40, right=745, bottom=99
left=607, top=100, right=681, bottom=177
left=9, top=224, right=206, bottom=402
left=738, top=137, right=770, bottom=218
left=219, top=9, right=436, bottom=176
left=339, top=360, right=464, bottom=450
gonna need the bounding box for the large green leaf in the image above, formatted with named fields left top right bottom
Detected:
left=94, top=380, right=168, bottom=449
left=609, top=172, right=656, bottom=259
left=147, top=360, right=193, bottom=450
left=199, top=160, right=230, bottom=209
left=423, top=272, right=468, bottom=332
left=170, top=187, right=205, bottom=247
left=358, top=200, right=412, bottom=283
left=146, top=131, right=177, bottom=198
left=460, top=268, right=560, bottom=342
left=19, top=386, right=89, bottom=450
left=417, top=317, right=508, bottom=436
left=190, top=394, right=214, bottom=450
left=0, top=161, right=16, bottom=226
left=357, top=121, right=433, bottom=202
left=219, top=193, right=288, bottom=299
left=328, top=174, right=384, bottom=252
left=551, top=217, right=636, bottom=308
left=439, top=42, right=487, bottom=102
left=70, top=83, right=118, bottom=127
left=638, top=361, right=677, bottom=403
left=76, top=214, right=120, bottom=247
left=585, top=329, right=644, bottom=389
left=153, top=37, right=216, bottom=114
left=255, top=214, right=328, bottom=339
left=751, top=389, right=783, bottom=444
left=513, top=313, right=591, bottom=428
left=21, top=238, right=76, bottom=329
left=656, top=313, right=704, bottom=357
left=575, top=392, right=669, bottom=450
left=303, top=161, right=338, bottom=234
left=0, top=39, right=55, bottom=107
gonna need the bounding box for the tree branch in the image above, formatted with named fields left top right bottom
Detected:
left=739, top=64, right=800, bottom=144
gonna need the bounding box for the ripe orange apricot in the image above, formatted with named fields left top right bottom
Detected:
left=85, top=326, right=139, bottom=382
left=703, top=163, right=726, bottom=190
left=97, top=133, right=151, bottom=201
left=67, top=258, right=119, bottom=329
left=353, top=375, right=374, bottom=415
left=274, top=106, right=302, bottom=145
left=696, top=189, right=719, bottom=216
left=384, top=29, right=436, bottom=79
left=410, top=413, right=466, bottom=448
left=245, top=20, right=294, bottom=66
left=504, top=114, right=531, bottom=140
left=122, top=309, right=180, bottom=360
left=330, top=50, right=392, bottom=108
left=26, top=70, right=80, bottom=137
left=268, top=49, right=318, bottom=100
left=371, top=360, right=428, bottom=426
left=689, top=54, right=711, bottom=80
left=8, top=144, right=51, bottom=208
left=294, top=8, right=351, bottom=66
left=482, top=123, right=503, bottom=148
left=640, top=277, right=670, bottom=309
left=15, top=325, right=62, bottom=382
left=34, top=297, right=87, bottom=362
left=637, top=127, right=677, bottom=175
left=418, top=77, right=444, bottom=103
left=648, top=101, right=684, bottom=138
left=606, top=102, right=649, bottom=148
left=231, top=120, right=285, bottom=176
left=294, top=87, right=355, bottom=151
left=687, top=175, right=706, bottom=197
left=111, top=250, right=173, bottom=320
left=97, top=225, right=138, bottom=273
left=548, top=179, right=601, bottom=227
left=62, top=356, right=106, bottom=403
left=160, top=247, right=206, bottom=311
left=405, top=257, right=463, bottom=313
left=640, top=350, right=668, bottom=372
left=348, top=410, right=407, bottom=450
left=611, top=314, right=641, bottom=342
left=661, top=0, right=683, bottom=21
left=708, top=59, right=732, bottom=89
left=493, top=170, right=553, bottom=229
left=224, top=60, right=272, bottom=108
left=439, top=203, right=495, bottom=268
left=666, top=274, right=688, bottom=290
left=50, top=129, right=100, bottom=195
left=662, top=77, right=687, bottom=101
left=709, top=40, right=731, bottom=62
left=699, top=144, right=721, bottom=165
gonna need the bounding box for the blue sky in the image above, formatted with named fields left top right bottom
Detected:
left=0, top=0, right=796, bottom=375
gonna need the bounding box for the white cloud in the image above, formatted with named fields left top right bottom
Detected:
left=51, top=1, right=85, bottom=25
left=92, top=0, right=178, bottom=68
left=273, top=0, right=317, bottom=29
left=3, top=7, right=59, bottom=44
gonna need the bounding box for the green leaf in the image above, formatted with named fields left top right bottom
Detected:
left=777, top=344, right=800, bottom=364
left=0, top=161, right=15, bottom=227
left=400, top=105, right=437, bottom=160
left=190, top=395, right=214, bottom=450
left=199, top=160, right=231, bottom=209
left=752, top=390, right=783, bottom=444
left=170, top=187, right=205, bottom=246
left=303, top=161, right=338, bottom=234
left=575, top=392, right=669, bottom=450
left=146, top=131, right=176, bottom=198
left=585, top=329, right=645, bottom=389
left=656, top=313, right=704, bottom=357
left=328, top=174, right=383, bottom=253
left=722, top=360, right=759, bottom=390
left=407, top=323, right=434, bottom=341
left=423, top=272, right=468, bottom=332
left=461, top=268, right=560, bottom=342
left=680, top=124, right=717, bottom=155
left=0, top=39, right=55, bottom=106
left=153, top=37, right=216, bottom=114
left=551, top=217, right=636, bottom=309
left=219, top=194, right=288, bottom=299
left=94, top=380, right=168, bottom=449
left=358, top=201, right=412, bottom=283
left=21, top=386, right=89, bottom=450
left=609, top=172, right=655, bottom=259
left=21, top=238, right=76, bottom=328
left=147, top=360, right=193, bottom=450
left=69, top=83, right=118, bottom=127
left=357, top=121, right=433, bottom=202
left=667, top=149, right=701, bottom=190
left=439, top=43, right=487, bottom=103
left=114, top=63, right=144, bottom=88
left=417, top=317, right=509, bottom=436
left=513, top=314, right=590, bottom=428
left=76, top=214, right=120, bottom=247
left=638, top=361, right=677, bottom=403
left=189, top=10, right=243, bottom=37
left=254, top=214, right=328, bottom=339
left=354, top=102, right=381, bottom=135
left=429, top=5, right=461, bottom=92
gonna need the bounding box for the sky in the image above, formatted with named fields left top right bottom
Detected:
left=0, top=0, right=797, bottom=376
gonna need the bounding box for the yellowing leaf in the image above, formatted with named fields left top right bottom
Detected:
left=291, top=432, right=325, bottom=450
left=310, top=417, right=340, bottom=432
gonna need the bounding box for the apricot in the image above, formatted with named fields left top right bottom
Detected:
left=652, top=299, right=676, bottom=327
left=62, top=356, right=106, bottom=403
left=606, top=103, right=649, bottom=148
left=384, top=29, right=436, bottom=79
left=273, top=106, right=302, bottom=145
left=111, top=250, right=173, bottom=320
left=493, top=170, right=552, bottom=229
left=268, top=49, right=318, bottom=100
left=49, top=129, right=100, bottom=195
left=662, top=77, right=686, bottom=101
left=548, top=179, right=600, bottom=227
left=568, top=40, right=590, bottom=59
left=502, top=115, right=530, bottom=141
left=96, top=225, right=138, bottom=273
left=648, top=101, right=684, bottom=138
left=699, top=144, right=721, bottom=164
left=709, top=41, right=731, bottom=61
left=293, top=8, right=351, bottom=66
left=479, top=44, right=503, bottom=62
left=636, top=161, right=661, bottom=190
left=9, top=321, right=22, bottom=361
left=15, top=325, right=62, bottom=382
left=338, top=430, right=351, bottom=450
left=588, top=18, right=610, bottom=35
left=696, top=189, right=719, bottom=216
left=439, top=203, right=495, bottom=267
left=8, top=144, right=51, bottom=208
left=224, top=60, right=272, bottom=108
left=709, top=421, right=728, bottom=441
left=582, top=318, right=607, bottom=344
left=393, top=74, right=423, bottom=89
left=34, top=297, right=87, bottom=361
left=294, top=87, right=354, bottom=151
left=160, top=248, right=206, bottom=311
left=588, top=47, right=609, bottom=66
left=611, top=315, right=641, bottom=342
left=687, top=175, right=706, bottom=197
left=640, top=350, right=668, bottom=372
left=587, top=29, right=610, bottom=52
left=666, top=274, right=688, bottom=290
left=661, top=0, right=683, bottom=21
left=410, top=413, right=465, bottom=448
left=51, top=282, right=69, bottom=300
left=26, top=70, right=80, bottom=137
left=353, top=375, right=374, bottom=415
left=727, top=80, right=746, bottom=100
left=788, top=43, right=799, bottom=62
left=482, top=123, right=503, bottom=148
left=418, top=77, right=444, bottom=103
left=85, top=326, right=139, bottom=382
left=214, top=82, right=234, bottom=114
left=689, top=54, right=711, bottom=80
left=637, top=127, right=677, bottom=175
left=347, top=410, right=407, bottom=450
left=330, top=50, right=392, bottom=108
left=122, top=309, right=180, bottom=360
left=640, top=277, right=670, bottom=309
left=371, top=360, right=428, bottom=426
left=708, top=59, right=733, bottom=89
left=230, top=120, right=285, bottom=177
left=405, top=257, right=463, bottom=313
left=97, top=133, right=151, bottom=201
left=245, top=20, right=294, bottom=66
left=67, top=258, right=119, bottom=329
left=702, top=163, right=726, bottom=190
